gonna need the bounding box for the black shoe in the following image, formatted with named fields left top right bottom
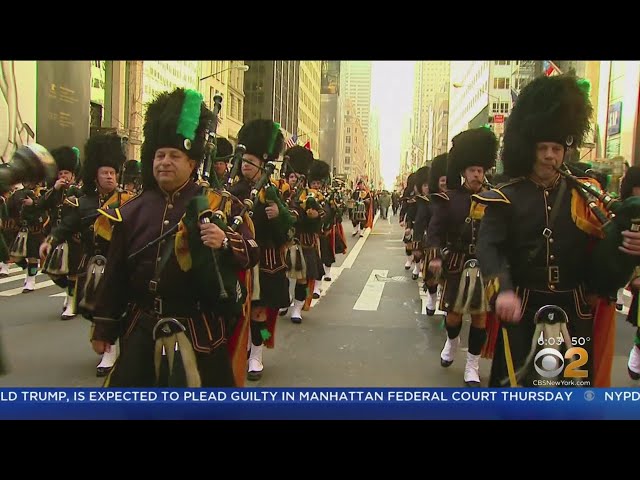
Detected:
left=279, top=308, right=289, bottom=317
left=247, top=370, right=263, bottom=381
left=312, top=292, right=320, bottom=299
left=441, top=358, right=454, bottom=368
left=465, top=380, right=481, bottom=387
left=426, top=309, right=436, bottom=316
left=617, top=303, right=624, bottom=311
left=96, top=366, right=113, bottom=377
left=291, top=316, right=302, bottom=324
left=629, top=368, right=640, bottom=381
left=324, top=276, right=332, bottom=281
left=412, top=273, right=418, bottom=280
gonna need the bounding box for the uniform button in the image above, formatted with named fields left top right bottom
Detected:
left=547, top=205, right=552, bottom=211
left=549, top=285, right=556, bottom=290
left=167, top=204, right=173, bottom=209
left=549, top=238, right=554, bottom=243
left=163, top=220, right=170, bottom=225
left=550, top=255, right=555, bottom=261
left=157, top=257, right=162, bottom=262
left=544, top=191, right=549, bottom=196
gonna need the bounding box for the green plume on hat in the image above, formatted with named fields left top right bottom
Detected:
left=268, top=122, right=281, bottom=155
left=71, top=146, right=80, bottom=162
left=577, top=78, right=591, bottom=99
left=176, top=89, right=204, bottom=141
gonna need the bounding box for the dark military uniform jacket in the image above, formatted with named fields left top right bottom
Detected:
left=426, top=184, right=484, bottom=264
left=49, top=189, right=130, bottom=260
left=408, top=194, right=431, bottom=248
left=38, top=184, right=84, bottom=236
left=474, top=175, right=596, bottom=295
left=230, top=178, right=289, bottom=274
left=91, top=180, right=260, bottom=347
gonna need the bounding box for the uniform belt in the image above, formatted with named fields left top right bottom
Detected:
left=513, top=265, right=580, bottom=290
left=135, top=297, right=208, bottom=316
left=447, top=242, right=476, bottom=256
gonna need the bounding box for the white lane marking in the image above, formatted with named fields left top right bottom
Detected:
left=353, top=269, right=388, bottom=311
left=0, top=279, right=56, bottom=296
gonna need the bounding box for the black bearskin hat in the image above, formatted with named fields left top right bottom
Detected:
left=447, top=127, right=497, bottom=189
left=502, top=73, right=593, bottom=178
left=308, top=159, right=331, bottom=184
left=621, top=166, right=640, bottom=201
left=215, top=137, right=234, bottom=160
left=237, top=119, right=284, bottom=163
left=429, top=153, right=448, bottom=194
left=122, top=159, right=141, bottom=184
left=50, top=146, right=79, bottom=175
left=403, top=172, right=416, bottom=197
left=81, top=133, right=126, bottom=194
left=413, top=166, right=430, bottom=193
left=140, top=88, right=214, bottom=189
left=282, top=145, right=314, bottom=178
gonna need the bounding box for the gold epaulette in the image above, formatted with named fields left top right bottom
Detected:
left=63, top=196, right=79, bottom=207
left=431, top=192, right=449, bottom=201
left=471, top=189, right=511, bottom=205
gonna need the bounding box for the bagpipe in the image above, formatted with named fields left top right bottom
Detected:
left=555, top=164, right=640, bottom=297
left=8, top=187, right=42, bottom=259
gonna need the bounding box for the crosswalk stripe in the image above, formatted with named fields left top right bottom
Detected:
left=0, top=279, right=56, bottom=296
left=0, top=271, right=44, bottom=285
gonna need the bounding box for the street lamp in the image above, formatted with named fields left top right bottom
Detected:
left=199, top=64, right=249, bottom=83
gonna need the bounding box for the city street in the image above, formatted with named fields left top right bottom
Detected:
left=0, top=211, right=638, bottom=388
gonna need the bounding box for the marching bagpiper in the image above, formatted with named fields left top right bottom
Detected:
left=228, top=119, right=294, bottom=381
left=426, top=127, right=498, bottom=386
left=39, top=146, right=83, bottom=319
left=41, top=133, right=132, bottom=376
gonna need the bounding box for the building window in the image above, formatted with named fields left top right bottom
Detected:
left=345, top=156, right=351, bottom=164
left=346, top=135, right=351, bottom=144
left=494, top=77, right=510, bottom=89
left=345, top=146, right=351, bottom=154
left=230, top=94, right=238, bottom=119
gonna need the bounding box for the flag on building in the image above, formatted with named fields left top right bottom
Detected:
left=543, top=61, right=561, bottom=77
left=285, top=134, right=298, bottom=149
left=510, top=88, right=518, bottom=108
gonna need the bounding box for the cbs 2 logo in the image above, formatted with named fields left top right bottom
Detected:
left=534, top=347, right=588, bottom=379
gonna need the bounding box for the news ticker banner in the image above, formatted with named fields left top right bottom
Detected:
left=2, top=388, right=640, bottom=419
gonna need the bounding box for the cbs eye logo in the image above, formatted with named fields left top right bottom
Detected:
left=534, top=347, right=588, bottom=378
left=533, top=306, right=588, bottom=379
